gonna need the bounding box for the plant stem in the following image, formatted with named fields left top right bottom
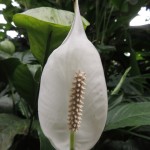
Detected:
left=70, top=131, right=75, bottom=150
left=111, top=67, right=131, bottom=95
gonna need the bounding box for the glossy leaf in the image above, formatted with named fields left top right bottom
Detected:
left=38, top=124, right=55, bottom=150
left=108, top=94, right=123, bottom=110
left=12, top=64, right=36, bottom=109
left=0, top=58, right=39, bottom=110
left=13, top=51, right=36, bottom=64
left=13, top=7, right=89, bottom=65
left=105, top=102, right=150, bottom=131
left=33, top=120, right=55, bottom=150
left=0, top=114, right=28, bottom=150
left=0, top=39, right=15, bottom=54
left=0, top=58, right=21, bottom=80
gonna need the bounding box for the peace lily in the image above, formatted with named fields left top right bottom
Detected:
left=38, top=0, right=108, bottom=150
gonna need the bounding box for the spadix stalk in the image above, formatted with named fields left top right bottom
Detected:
left=38, top=0, right=108, bottom=150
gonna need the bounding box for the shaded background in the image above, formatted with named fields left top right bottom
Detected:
left=0, top=0, right=150, bottom=150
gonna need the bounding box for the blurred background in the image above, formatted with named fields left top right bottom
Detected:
left=0, top=0, right=150, bottom=150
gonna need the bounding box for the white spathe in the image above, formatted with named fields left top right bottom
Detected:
left=38, top=0, right=108, bottom=150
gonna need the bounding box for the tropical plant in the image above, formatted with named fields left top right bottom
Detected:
left=0, top=0, right=150, bottom=149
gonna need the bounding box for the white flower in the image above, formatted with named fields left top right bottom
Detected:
left=38, top=0, right=108, bottom=150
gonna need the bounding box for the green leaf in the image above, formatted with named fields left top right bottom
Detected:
left=0, top=51, right=12, bottom=60
left=12, top=64, right=36, bottom=109
left=34, top=65, right=42, bottom=83
left=96, top=44, right=116, bottom=53
left=108, top=94, right=123, bottom=110
left=111, top=0, right=129, bottom=12
left=38, top=127, right=55, bottom=150
left=13, top=50, right=36, bottom=64
left=33, top=120, right=55, bottom=150
left=0, top=39, right=15, bottom=54
left=27, top=64, right=41, bottom=76
left=0, top=58, right=38, bottom=110
left=13, top=7, right=90, bottom=65
left=122, top=74, right=150, bottom=95
left=0, top=58, right=21, bottom=78
left=18, top=98, right=31, bottom=119
left=111, top=67, right=131, bottom=95
left=105, top=102, right=150, bottom=131
left=0, top=40, right=15, bottom=60
left=0, top=114, right=28, bottom=150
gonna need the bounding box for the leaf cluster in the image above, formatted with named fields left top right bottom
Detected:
left=0, top=0, right=150, bottom=149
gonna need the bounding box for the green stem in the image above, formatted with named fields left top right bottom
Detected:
left=70, top=131, right=75, bottom=150
left=111, top=67, right=131, bottom=95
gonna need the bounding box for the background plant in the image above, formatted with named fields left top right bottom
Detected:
left=0, top=0, right=150, bottom=150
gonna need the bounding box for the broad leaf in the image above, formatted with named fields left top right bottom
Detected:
left=13, top=7, right=90, bottom=65
left=108, top=94, right=123, bottom=110
left=18, top=98, right=31, bottom=119
left=34, top=121, right=55, bottom=150
left=12, top=64, right=36, bottom=109
left=0, top=58, right=21, bottom=82
left=38, top=126, right=55, bottom=150
left=0, top=39, right=15, bottom=54
left=13, top=51, right=36, bottom=64
left=123, top=74, right=150, bottom=95
left=0, top=51, right=12, bottom=60
left=0, top=58, right=38, bottom=110
left=0, top=114, right=28, bottom=150
left=105, top=102, right=150, bottom=131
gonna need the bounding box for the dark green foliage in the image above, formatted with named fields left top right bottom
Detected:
left=0, top=0, right=150, bottom=149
